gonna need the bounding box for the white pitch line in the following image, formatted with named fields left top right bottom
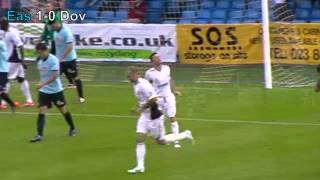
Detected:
left=1, top=111, right=320, bottom=127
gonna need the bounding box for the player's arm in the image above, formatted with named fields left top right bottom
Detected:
left=59, top=28, right=75, bottom=62
left=144, top=71, right=153, bottom=84
left=139, top=82, right=158, bottom=111
left=41, top=24, right=50, bottom=42
left=37, top=70, right=59, bottom=90
left=12, top=32, right=26, bottom=67
left=170, top=78, right=182, bottom=96
left=141, top=96, right=158, bottom=110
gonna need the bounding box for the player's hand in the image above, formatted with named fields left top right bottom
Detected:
left=173, top=90, right=182, bottom=96
left=36, top=82, right=45, bottom=90
left=130, top=107, right=140, bottom=115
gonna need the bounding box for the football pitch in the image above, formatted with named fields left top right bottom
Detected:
left=0, top=64, right=320, bottom=180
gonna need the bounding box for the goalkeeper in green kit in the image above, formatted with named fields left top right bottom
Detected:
left=41, top=2, right=62, bottom=55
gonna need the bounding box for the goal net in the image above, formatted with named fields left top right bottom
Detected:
left=268, top=0, right=317, bottom=88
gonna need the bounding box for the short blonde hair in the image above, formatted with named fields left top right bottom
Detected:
left=127, top=66, right=139, bottom=74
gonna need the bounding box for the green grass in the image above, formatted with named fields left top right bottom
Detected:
left=1, top=64, right=320, bottom=180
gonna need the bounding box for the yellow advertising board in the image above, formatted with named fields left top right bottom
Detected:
left=177, top=24, right=263, bottom=65
left=270, top=23, right=320, bottom=65
left=177, top=23, right=320, bottom=65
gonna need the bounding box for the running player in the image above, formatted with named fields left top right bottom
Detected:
left=127, top=66, right=194, bottom=174
left=145, top=53, right=183, bottom=148
left=30, top=43, right=76, bottom=143
left=0, top=18, right=34, bottom=107
left=48, top=20, right=85, bottom=103
left=0, top=31, right=15, bottom=112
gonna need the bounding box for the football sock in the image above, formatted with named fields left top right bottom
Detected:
left=6, top=82, right=10, bottom=93
left=75, top=79, right=84, bottom=98
left=171, top=121, right=180, bottom=135
left=136, top=143, right=145, bottom=168
left=0, top=93, right=14, bottom=107
left=20, top=80, right=33, bottom=103
left=164, top=131, right=188, bottom=143
left=37, top=114, right=46, bottom=136
left=64, top=111, right=75, bottom=130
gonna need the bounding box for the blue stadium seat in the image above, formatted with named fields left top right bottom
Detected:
left=95, top=18, right=111, bottom=23
left=202, top=1, right=215, bottom=9
left=229, top=10, right=244, bottom=19
left=212, top=9, right=227, bottom=19
left=182, top=10, right=196, bottom=19
left=232, top=0, right=245, bottom=9
left=146, top=11, right=162, bottom=23
left=99, top=11, right=114, bottom=19
left=247, top=0, right=261, bottom=9
left=115, top=10, right=128, bottom=20
left=179, top=19, right=193, bottom=24
left=85, top=19, right=96, bottom=23
left=74, top=1, right=87, bottom=9
left=294, top=20, right=308, bottom=23
left=149, top=1, right=164, bottom=9
left=197, top=10, right=211, bottom=19
left=185, top=0, right=199, bottom=10
left=211, top=19, right=225, bottom=24
left=72, top=9, right=85, bottom=14
left=296, top=1, right=312, bottom=9
left=227, top=19, right=242, bottom=24
left=243, top=19, right=258, bottom=23
left=295, top=8, right=310, bottom=19
left=245, top=10, right=261, bottom=19
left=216, top=0, right=230, bottom=9
left=194, top=19, right=209, bottom=24
left=311, top=19, right=320, bottom=22
left=311, top=9, right=320, bottom=18
left=86, top=10, right=98, bottom=19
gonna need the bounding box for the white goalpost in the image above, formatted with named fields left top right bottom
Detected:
left=262, top=0, right=273, bottom=89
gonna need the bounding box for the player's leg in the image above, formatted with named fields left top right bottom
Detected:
left=128, top=133, right=147, bottom=174
left=152, top=117, right=167, bottom=145
left=128, top=115, right=148, bottom=174
left=3, top=62, right=17, bottom=106
left=54, top=91, right=76, bottom=136
left=60, top=61, right=75, bottom=88
left=163, top=99, right=194, bottom=145
left=30, top=105, right=47, bottom=143
left=69, top=60, right=85, bottom=102
left=17, top=76, right=34, bottom=107
left=0, top=72, right=15, bottom=112
left=163, top=130, right=194, bottom=145
left=164, top=96, right=181, bottom=148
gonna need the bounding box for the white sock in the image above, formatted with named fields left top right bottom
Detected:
left=136, top=143, right=145, bottom=168
left=6, top=82, right=10, bottom=93
left=171, top=121, right=180, bottom=135
left=20, top=80, right=33, bottom=103
left=164, top=131, right=188, bottom=143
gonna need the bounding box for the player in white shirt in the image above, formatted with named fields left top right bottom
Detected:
left=0, top=18, right=33, bottom=108
left=145, top=53, right=183, bottom=148
left=127, top=66, right=194, bottom=174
